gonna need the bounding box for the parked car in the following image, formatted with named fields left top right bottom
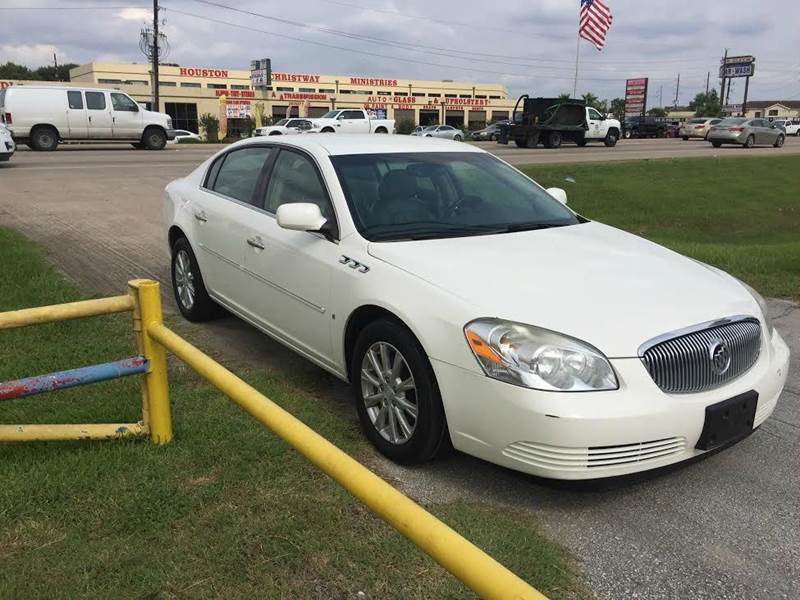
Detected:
left=664, top=122, right=681, bottom=138
left=772, top=119, right=800, bottom=136
left=622, top=115, right=668, bottom=139
left=412, top=124, right=464, bottom=141
left=163, top=134, right=789, bottom=480
left=707, top=117, right=786, bottom=148
left=308, top=109, right=394, bottom=134
left=167, top=129, right=203, bottom=144
left=679, top=117, right=722, bottom=140
left=0, top=123, right=15, bottom=162
left=471, top=121, right=508, bottom=141
left=254, top=118, right=313, bottom=136
left=0, top=85, right=175, bottom=150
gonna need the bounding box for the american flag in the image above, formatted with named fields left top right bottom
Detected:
left=579, top=0, right=613, bottom=51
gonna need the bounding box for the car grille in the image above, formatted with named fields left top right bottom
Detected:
left=641, top=318, right=761, bottom=394
left=503, top=438, right=686, bottom=471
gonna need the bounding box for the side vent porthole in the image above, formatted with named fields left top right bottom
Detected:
left=340, top=255, right=370, bottom=273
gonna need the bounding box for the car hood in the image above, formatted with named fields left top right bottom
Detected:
left=367, top=221, right=759, bottom=358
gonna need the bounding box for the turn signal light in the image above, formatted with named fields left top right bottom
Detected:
left=3, top=112, right=10, bottom=125
left=729, top=127, right=743, bottom=132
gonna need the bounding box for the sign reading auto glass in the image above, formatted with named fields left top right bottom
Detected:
left=250, top=58, right=272, bottom=89
left=719, top=55, right=755, bottom=78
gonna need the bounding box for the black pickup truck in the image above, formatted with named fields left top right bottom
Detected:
left=622, top=116, right=668, bottom=139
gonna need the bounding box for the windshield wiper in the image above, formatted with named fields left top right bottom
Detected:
left=494, top=222, right=571, bottom=233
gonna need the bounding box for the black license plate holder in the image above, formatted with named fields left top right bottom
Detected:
left=695, top=390, right=758, bottom=451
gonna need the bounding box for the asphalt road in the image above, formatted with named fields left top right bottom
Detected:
left=1, top=145, right=798, bottom=599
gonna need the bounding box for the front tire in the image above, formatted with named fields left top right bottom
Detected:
left=744, top=135, right=755, bottom=149
left=774, top=135, right=785, bottom=148
left=712, top=141, right=722, bottom=148
left=30, top=126, right=59, bottom=151
left=545, top=131, right=562, bottom=149
left=143, top=127, right=167, bottom=150
left=375, top=127, right=388, bottom=134
left=454, top=134, right=462, bottom=142
left=351, top=319, right=448, bottom=464
left=604, top=129, right=619, bottom=147
left=682, top=136, right=689, bottom=141
left=170, top=237, right=220, bottom=322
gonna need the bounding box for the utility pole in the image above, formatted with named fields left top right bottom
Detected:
left=742, top=75, right=750, bottom=117
left=705, top=72, right=710, bottom=95
left=152, top=0, right=160, bottom=112
left=53, top=52, right=58, bottom=69
left=720, top=48, right=728, bottom=106
left=659, top=85, right=663, bottom=107
left=673, top=73, right=680, bottom=106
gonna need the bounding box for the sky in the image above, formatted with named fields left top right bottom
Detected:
left=1, top=0, right=798, bottom=106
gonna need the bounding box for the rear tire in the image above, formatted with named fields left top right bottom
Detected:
left=545, top=131, right=562, bottom=149
left=170, top=237, right=221, bottom=322
left=350, top=319, right=448, bottom=464
left=744, top=135, right=755, bottom=149
left=30, top=126, right=59, bottom=151
left=514, top=137, right=528, bottom=148
left=454, top=134, right=462, bottom=142
left=774, top=135, right=785, bottom=148
left=682, top=136, right=689, bottom=141
left=712, top=141, right=722, bottom=148
left=375, top=127, right=388, bottom=134
left=142, top=127, right=167, bottom=150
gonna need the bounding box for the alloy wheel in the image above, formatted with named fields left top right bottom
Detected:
left=174, top=249, right=196, bottom=310
left=360, top=342, right=418, bottom=445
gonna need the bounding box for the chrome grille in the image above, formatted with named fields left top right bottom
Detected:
left=641, top=318, right=761, bottom=394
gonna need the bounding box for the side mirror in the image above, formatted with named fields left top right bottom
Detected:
left=337, top=114, right=346, bottom=120
left=546, top=187, right=568, bottom=205
left=276, top=203, right=328, bottom=232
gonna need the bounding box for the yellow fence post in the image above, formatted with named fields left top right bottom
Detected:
left=129, top=279, right=172, bottom=445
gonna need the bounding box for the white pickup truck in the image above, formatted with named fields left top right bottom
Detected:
left=308, top=109, right=395, bottom=134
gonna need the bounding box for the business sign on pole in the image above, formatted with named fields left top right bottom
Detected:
left=250, top=58, right=272, bottom=89
left=719, top=55, right=755, bottom=78
left=625, top=77, right=648, bottom=116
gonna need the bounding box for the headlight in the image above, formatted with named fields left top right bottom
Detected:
left=737, top=279, right=774, bottom=335
left=464, top=319, right=618, bottom=391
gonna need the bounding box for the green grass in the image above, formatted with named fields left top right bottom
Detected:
left=0, top=228, right=581, bottom=599
left=520, top=155, right=800, bottom=299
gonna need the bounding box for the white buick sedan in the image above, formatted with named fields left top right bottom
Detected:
left=163, top=135, right=789, bottom=480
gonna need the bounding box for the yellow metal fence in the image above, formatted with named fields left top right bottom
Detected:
left=0, top=279, right=546, bottom=600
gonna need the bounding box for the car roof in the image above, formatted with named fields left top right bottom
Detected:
left=228, top=133, right=484, bottom=156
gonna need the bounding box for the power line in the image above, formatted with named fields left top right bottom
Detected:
left=164, top=7, right=634, bottom=83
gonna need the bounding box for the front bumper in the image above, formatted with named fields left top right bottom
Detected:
left=432, top=329, right=790, bottom=480
left=165, top=129, right=177, bottom=141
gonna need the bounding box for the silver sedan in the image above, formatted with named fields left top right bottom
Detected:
left=411, top=124, right=464, bottom=141
left=707, top=118, right=786, bottom=148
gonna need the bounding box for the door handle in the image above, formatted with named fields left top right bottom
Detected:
left=246, top=236, right=265, bottom=250
left=193, top=210, right=208, bottom=223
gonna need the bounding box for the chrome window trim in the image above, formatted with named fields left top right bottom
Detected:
left=637, top=315, right=758, bottom=357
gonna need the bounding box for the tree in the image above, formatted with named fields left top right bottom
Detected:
left=647, top=107, right=667, bottom=117
left=35, top=64, right=78, bottom=81
left=688, top=90, right=722, bottom=117
left=0, top=62, right=39, bottom=80
left=581, top=92, right=599, bottom=108
left=609, top=98, right=626, bottom=120
left=199, top=113, right=220, bottom=142
left=557, top=92, right=571, bottom=102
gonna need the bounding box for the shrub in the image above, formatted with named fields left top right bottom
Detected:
left=199, top=113, right=220, bottom=143
left=396, top=119, right=416, bottom=135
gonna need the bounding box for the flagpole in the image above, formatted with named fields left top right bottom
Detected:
left=573, top=26, right=581, bottom=97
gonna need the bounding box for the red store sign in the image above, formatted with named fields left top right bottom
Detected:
left=273, top=72, right=321, bottom=83
left=0, top=81, right=15, bottom=89
left=179, top=67, right=229, bottom=78
left=215, top=89, right=255, bottom=98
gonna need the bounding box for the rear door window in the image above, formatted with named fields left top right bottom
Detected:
left=85, top=91, right=106, bottom=110
left=209, top=146, right=274, bottom=205
left=67, top=91, right=84, bottom=109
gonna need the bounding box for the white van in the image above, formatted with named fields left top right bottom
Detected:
left=0, top=86, right=176, bottom=151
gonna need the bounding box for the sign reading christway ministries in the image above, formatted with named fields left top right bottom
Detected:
left=624, top=78, right=648, bottom=116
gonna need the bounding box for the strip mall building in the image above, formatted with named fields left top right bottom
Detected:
left=2, top=62, right=516, bottom=136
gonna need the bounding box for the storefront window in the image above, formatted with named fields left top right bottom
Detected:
left=165, top=102, right=199, bottom=133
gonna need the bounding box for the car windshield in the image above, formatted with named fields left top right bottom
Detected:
left=331, top=152, right=581, bottom=242
left=719, top=118, right=747, bottom=126
left=321, top=111, right=340, bottom=118
left=275, top=119, right=289, bottom=126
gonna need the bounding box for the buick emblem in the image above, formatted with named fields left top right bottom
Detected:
left=709, top=339, right=731, bottom=375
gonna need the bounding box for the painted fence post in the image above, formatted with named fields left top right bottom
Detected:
left=129, top=279, right=173, bottom=445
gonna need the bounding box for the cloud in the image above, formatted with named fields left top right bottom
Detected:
left=0, top=0, right=797, bottom=104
